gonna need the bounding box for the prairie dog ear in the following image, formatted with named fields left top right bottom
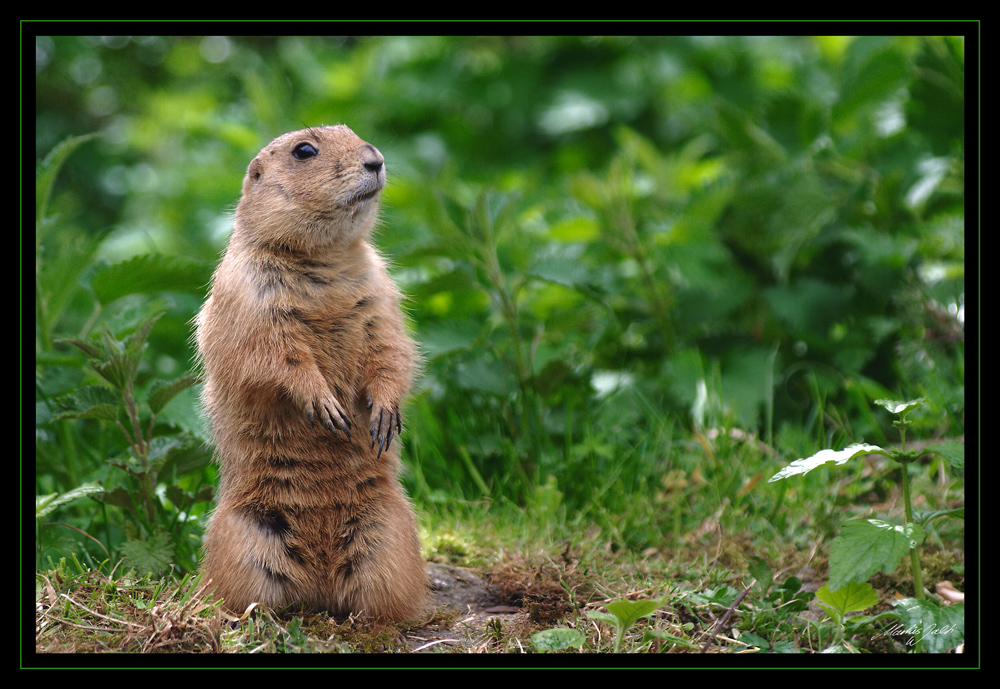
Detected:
left=243, top=155, right=264, bottom=193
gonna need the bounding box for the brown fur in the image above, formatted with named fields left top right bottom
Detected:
left=195, top=125, right=427, bottom=620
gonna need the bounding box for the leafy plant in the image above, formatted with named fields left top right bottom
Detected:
left=813, top=580, right=879, bottom=651
left=48, top=316, right=207, bottom=574
left=587, top=598, right=661, bottom=653
left=530, top=626, right=586, bottom=653
left=741, top=556, right=814, bottom=652
left=768, top=397, right=964, bottom=651
left=35, top=133, right=211, bottom=575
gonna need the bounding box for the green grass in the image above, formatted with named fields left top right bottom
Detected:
left=33, top=422, right=965, bottom=658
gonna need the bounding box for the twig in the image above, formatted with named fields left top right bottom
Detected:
left=700, top=583, right=752, bottom=654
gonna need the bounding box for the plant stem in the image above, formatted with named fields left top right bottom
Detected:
left=897, top=424, right=925, bottom=602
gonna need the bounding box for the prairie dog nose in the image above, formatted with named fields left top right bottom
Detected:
left=362, top=144, right=384, bottom=173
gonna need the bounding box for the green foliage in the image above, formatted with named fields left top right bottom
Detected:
left=741, top=558, right=815, bottom=653
left=530, top=626, right=586, bottom=652
left=828, top=520, right=924, bottom=591
left=35, top=131, right=211, bottom=574
left=892, top=598, right=965, bottom=654
left=36, top=483, right=105, bottom=520
left=588, top=598, right=662, bottom=653
left=40, top=310, right=209, bottom=574
left=815, top=580, right=880, bottom=626
left=34, top=35, right=966, bottom=623
left=768, top=397, right=964, bottom=651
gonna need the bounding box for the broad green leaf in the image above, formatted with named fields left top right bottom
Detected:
left=37, top=226, right=113, bottom=338
left=828, top=519, right=924, bottom=591
left=834, top=43, right=910, bottom=126
left=94, top=486, right=137, bottom=511
left=923, top=440, right=964, bottom=469
left=90, top=254, right=210, bottom=305
left=606, top=599, right=660, bottom=629
left=530, top=627, right=585, bottom=652
left=528, top=254, right=593, bottom=290
left=893, top=599, right=964, bottom=653
left=51, top=385, right=121, bottom=423
left=688, top=586, right=740, bottom=608
left=769, top=443, right=889, bottom=482
left=815, top=580, right=879, bottom=624
left=147, top=374, right=199, bottom=415
left=151, top=432, right=214, bottom=477
left=120, top=531, right=174, bottom=576
left=874, top=397, right=927, bottom=416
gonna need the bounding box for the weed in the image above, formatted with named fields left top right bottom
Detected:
left=767, top=397, right=965, bottom=652
left=587, top=598, right=660, bottom=653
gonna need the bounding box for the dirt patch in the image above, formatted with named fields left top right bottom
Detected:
left=404, top=563, right=528, bottom=652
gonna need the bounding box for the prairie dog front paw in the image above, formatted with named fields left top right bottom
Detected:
left=368, top=398, right=402, bottom=459
left=306, top=393, right=352, bottom=439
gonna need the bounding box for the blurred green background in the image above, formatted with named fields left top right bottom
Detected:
left=34, top=35, right=966, bottom=572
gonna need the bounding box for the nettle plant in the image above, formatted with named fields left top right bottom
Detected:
left=769, top=398, right=964, bottom=652
left=39, top=316, right=209, bottom=574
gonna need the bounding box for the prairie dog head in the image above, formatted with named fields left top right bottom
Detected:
left=235, top=125, right=386, bottom=250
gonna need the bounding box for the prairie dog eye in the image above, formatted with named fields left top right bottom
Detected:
left=292, top=142, right=319, bottom=160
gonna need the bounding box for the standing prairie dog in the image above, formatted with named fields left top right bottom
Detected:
left=196, top=125, right=427, bottom=620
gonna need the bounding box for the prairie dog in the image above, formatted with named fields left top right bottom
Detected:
left=196, top=125, right=427, bottom=620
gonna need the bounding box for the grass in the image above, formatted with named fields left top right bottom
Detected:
left=32, top=425, right=966, bottom=661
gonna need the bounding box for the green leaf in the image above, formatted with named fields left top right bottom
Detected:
left=606, top=599, right=660, bottom=629
left=35, top=482, right=105, bottom=519
left=892, top=599, right=964, bottom=653
left=530, top=627, right=585, bottom=652
left=528, top=254, right=593, bottom=290
left=50, top=385, right=121, bottom=423
left=90, top=254, right=211, bottom=305
left=585, top=610, right=617, bottom=625
left=923, top=440, right=964, bottom=469
left=913, top=508, right=965, bottom=529
left=768, top=443, right=890, bottom=482
left=94, top=486, right=138, bottom=511
left=815, top=580, right=879, bottom=624
left=828, top=519, right=925, bottom=591
left=36, top=225, right=112, bottom=338
left=164, top=483, right=215, bottom=510
left=69, top=314, right=164, bottom=392
left=151, top=432, right=214, bottom=477
left=874, top=397, right=927, bottom=416
left=417, top=319, right=482, bottom=360
left=36, top=132, right=100, bottom=227
left=748, top=556, right=773, bottom=595
left=147, top=374, right=199, bottom=415
left=736, top=631, right=798, bottom=654
left=120, top=531, right=174, bottom=576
